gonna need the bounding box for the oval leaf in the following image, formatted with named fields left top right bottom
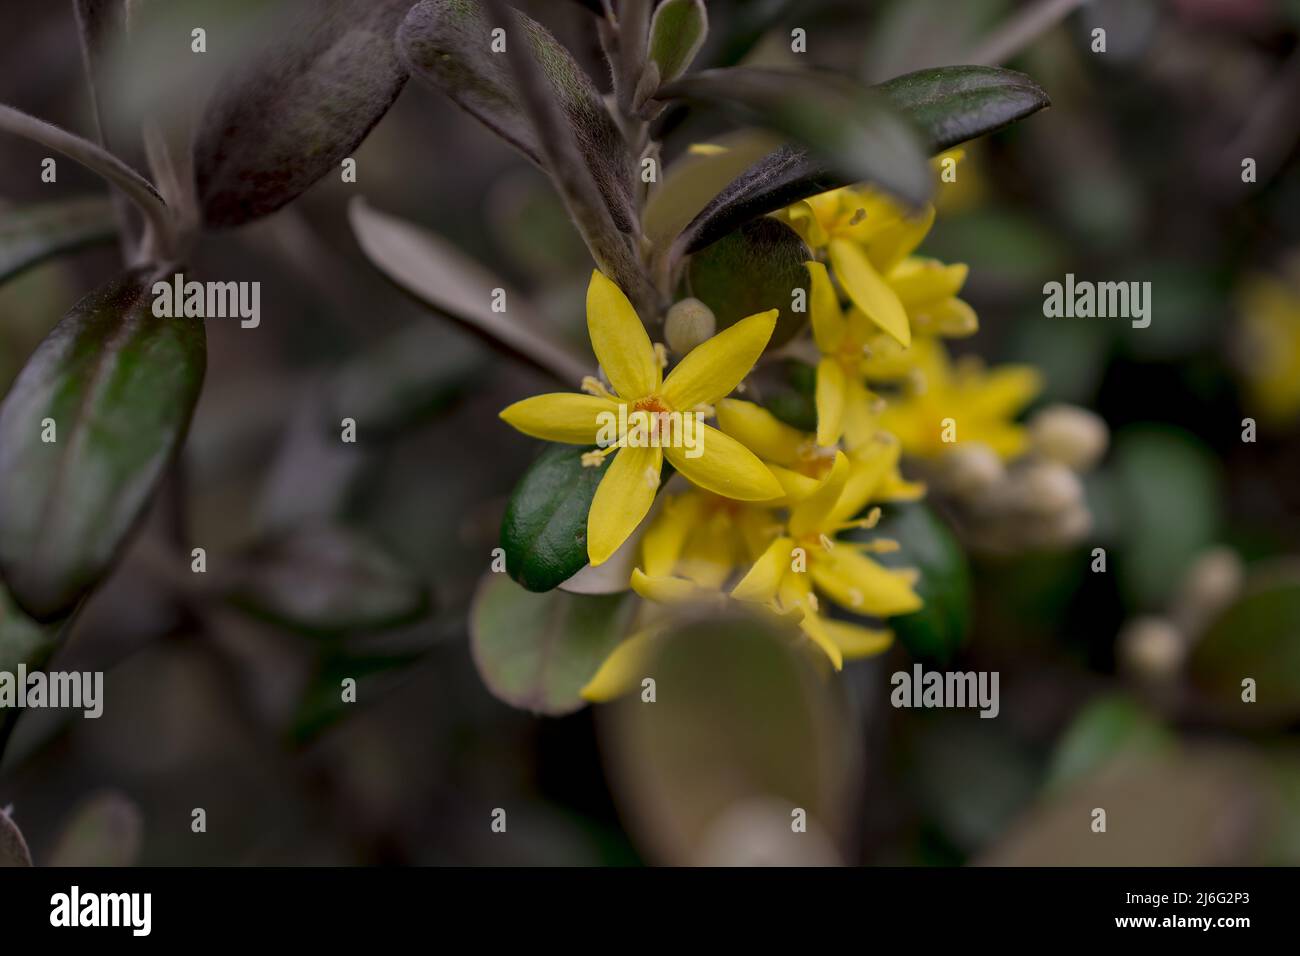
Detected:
left=875, top=65, right=1051, bottom=153
left=501, top=443, right=612, bottom=593
left=226, top=524, right=429, bottom=635
left=0, top=198, right=117, bottom=286
left=686, top=215, right=809, bottom=348
left=471, top=571, right=635, bottom=715
left=662, top=67, right=933, bottom=210
left=648, top=0, right=708, bottom=86
left=398, top=0, right=636, bottom=236
left=859, top=501, right=971, bottom=662
left=0, top=269, right=206, bottom=621
left=195, top=0, right=412, bottom=227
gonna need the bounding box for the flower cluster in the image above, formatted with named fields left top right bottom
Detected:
left=501, top=156, right=1070, bottom=699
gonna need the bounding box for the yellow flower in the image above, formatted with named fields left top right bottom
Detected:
left=1237, top=270, right=1300, bottom=424
left=715, top=397, right=923, bottom=503
left=500, top=271, right=784, bottom=565
left=731, top=447, right=923, bottom=669
left=875, top=338, right=1042, bottom=460
left=778, top=152, right=977, bottom=353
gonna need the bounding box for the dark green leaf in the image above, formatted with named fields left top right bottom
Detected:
left=0, top=269, right=206, bottom=621
left=327, top=321, right=481, bottom=437
left=1189, top=562, right=1300, bottom=726
left=662, top=67, right=933, bottom=209
left=648, top=0, right=708, bottom=85
left=399, top=0, right=636, bottom=236
left=501, top=443, right=612, bottom=593
left=687, top=216, right=809, bottom=348
left=874, top=65, right=1050, bottom=153
left=471, top=572, right=635, bottom=715
left=860, top=501, right=970, bottom=662
left=756, top=358, right=818, bottom=432
left=669, top=65, right=1049, bottom=257
left=0, top=198, right=117, bottom=286
left=195, top=0, right=412, bottom=227
left=0, top=809, right=32, bottom=867
left=227, top=524, right=429, bottom=635
left=0, top=585, right=58, bottom=674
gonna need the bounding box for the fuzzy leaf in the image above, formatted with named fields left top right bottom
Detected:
left=0, top=198, right=117, bottom=286
left=0, top=809, right=32, bottom=867
left=227, top=524, right=429, bottom=636
left=194, top=0, right=412, bottom=227
left=348, top=197, right=591, bottom=384
left=0, top=269, right=205, bottom=621
left=648, top=0, right=708, bottom=85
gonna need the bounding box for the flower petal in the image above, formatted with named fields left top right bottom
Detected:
left=640, top=491, right=705, bottom=578
left=664, top=425, right=783, bottom=501
left=630, top=568, right=708, bottom=604
left=660, top=310, right=777, bottom=410
left=796, top=613, right=845, bottom=670
left=587, top=444, right=663, bottom=566
left=732, top=535, right=794, bottom=604
left=580, top=629, right=660, bottom=701
left=807, top=259, right=845, bottom=353
left=499, top=393, right=618, bottom=444
left=818, top=618, right=893, bottom=659
left=865, top=204, right=935, bottom=275
left=841, top=378, right=881, bottom=452
left=810, top=548, right=922, bottom=617
left=814, top=356, right=847, bottom=447
left=830, top=239, right=910, bottom=347
left=789, top=450, right=849, bottom=538
left=587, top=270, right=660, bottom=399
left=831, top=436, right=902, bottom=526
left=768, top=464, right=822, bottom=502
left=715, top=398, right=806, bottom=467
left=888, top=258, right=967, bottom=308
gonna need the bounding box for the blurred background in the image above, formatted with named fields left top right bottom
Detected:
left=1, top=0, right=1299, bottom=865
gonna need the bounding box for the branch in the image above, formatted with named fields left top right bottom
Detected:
left=969, top=0, right=1090, bottom=67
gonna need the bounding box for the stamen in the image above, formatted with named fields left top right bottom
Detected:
left=581, top=445, right=620, bottom=468
left=653, top=342, right=669, bottom=370
left=581, top=376, right=616, bottom=399
left=848, top=207, right=866, bottom=226
left=818, top=533, right=835, bottom=551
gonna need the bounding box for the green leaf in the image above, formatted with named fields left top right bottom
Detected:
left=0, top=808, right=32, bottom=867
left=687, top=216, right=809, bottom=348
left=348, top=197, right=591, bottom=385
left=874, top=65, right=1050, bottom=153
left=501, top=443, right=612, bottom=593
left=1044, top=696, right=1174, bottom=792
left=599, top=610, right=859, bottom=864
left=226, top=524, right=429, bottom=636
left=756, top=358, right=818, bottom=432
left=46, top=791, right=143, bottom=867
left=862, top=501, right=970, bottom=662
left=470, top=572, right=635, bottom=715
left=1108, top=425, right=1220, bottom=608
left=667, top=66, right=1049, bottom=258
left=662, top=67, right=933, bottom=210
left=0, top=198, right=117, bottom=287
left=0, top=269, right=205, bottom=621
left=194, top=0, right=412, bottom=227
left=398, top=0, right=636, bottom=236
left=1189, top=562, right=1300, bottom=726
left=648, top=0, right=708, bottom=85
left=327, top=321, right=481, bottom=438
left=0, top=585, right=58, bottom=674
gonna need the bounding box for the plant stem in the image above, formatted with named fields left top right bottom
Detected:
left=0, top=103, right=177, bottom=262
left=969, top=0, right=1090, bottom=66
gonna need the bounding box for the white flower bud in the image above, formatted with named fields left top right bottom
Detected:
left=1119, top=616, right=1186, bottom=681
left=1017, top=460, right=1084, bottom=515
left=939, top=442, right=1004, bottom=500
left=1172, top=546, right=1244, bottom=638
left=664, top=297, right=716, bottom=356
left=1028, top=404, right=1109, bottom=472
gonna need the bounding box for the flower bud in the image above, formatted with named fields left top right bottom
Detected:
left=665, top=297, right=716, bottom=355
left=1172, top=546, right=1244, bottom=638
left=1017, top=460, right=1084, bottom=515
left=1028, top=404, right=1109, bottom=472
left=1119, top=615, right=1186, bottom=681
left=939, top=442, right=1004, bottom=500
